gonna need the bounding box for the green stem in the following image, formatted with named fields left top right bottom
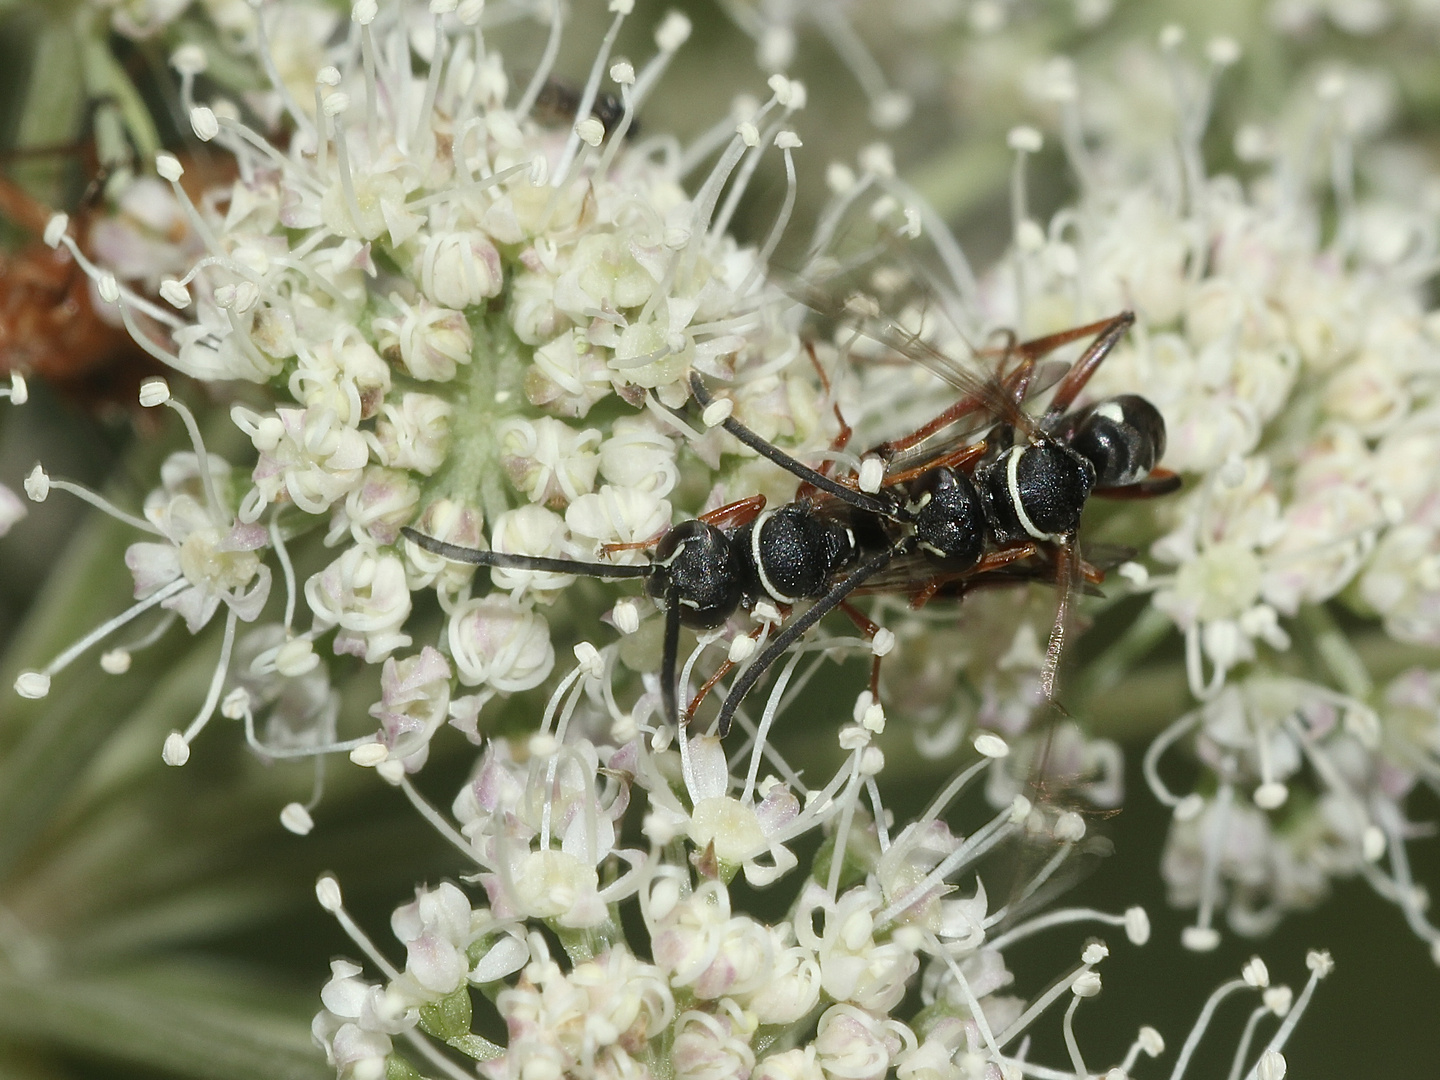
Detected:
left=0, top=964, right=326, bottom=1080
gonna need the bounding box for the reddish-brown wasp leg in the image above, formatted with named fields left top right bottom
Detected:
left=902, top=541, right=1043, bottom=609
left=698, top=493, right=767, bottom=529
left=881, top=440, right=988, bottom=487
left=600, top=532, right=667, bottom=556
left=837, top=601, right=886, bottom=698
left=795, top=340, right=858, bottom=501
left=1042, top=312, right=1137, bottom=417
left=599, top=494, right=769, bottom=559
left=683, top=607, right=788, bottom=723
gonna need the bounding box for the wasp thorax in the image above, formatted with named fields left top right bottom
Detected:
left=1063, top=395, right=1167, bottom=488
left=647, top=520, right=742, bottom=629
left=979, top=441, right=1096, bottom=543
left=739, top=505, right=853, bottom=605
left=909, top=466, right=987, bottom=569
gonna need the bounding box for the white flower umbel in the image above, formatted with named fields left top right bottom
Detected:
left=973, top=34, right=1440, bottom=960
left=20, top=0, right=868, bottom=802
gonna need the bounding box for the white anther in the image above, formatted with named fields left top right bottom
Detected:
left=1082, top=941, right=1109, bottom=965
left=1007, top=125, right=1043, bottom=153
left=159, top=279, right=192, bottom=308
left=608, top=0, right=634, bottom=12
left=100, top=649, right=132, bottom=674
left=7, top=373, right=26, bottom=404
left=1072, top=971, right=1103, bottom=997
left=1175, top=793, right=1205, bottom=821
left=529, top=155, right=548, bottom=185
left=190, top=106, right=220, bottom=142
left=162, top=732, right=191, bottom=766
left=839, top=724, right=871, bottom=751
left=528, top=732, right=558, bottom=757
left=612, top=599, right=641, bottom=635
left=857, top=456, right=884, bottom=493
left=753, top=600, right=782, bottom=624
left=1256, top=1051, right=1287, bottom=1080
left=1363, top=825, right=1386, bottom=862
left=316, top=65, right=342, bottom=86
left=826, top=162, right=856, bottom=195
left=1015, top=219, right=1045, bottom=253
left=155, top=152, right=184, bottom=182
left=573, top=641, right=604, bottom=677
left=431, top=0, right=458, bottom=12
left=139, top=378, right=172, bottom=407
left=775, top=130, right=802, bottom=150
left=42, top=213, right=69, bottom=249
left=901, top=206, right=921, bottom=239
left=701, top=398, right=734, bottom=427
left=728, top=635, right=757, bottom=663
left=23, top=465, right=50, bottom=502
left=871, top=628, right=895, bottom=657
left=322, top=92, right=351, bottom=118
left=1138, top=1027, right=1164, bottom=1057
left=280, top=802, right=315, bottom=835
left=1243, top=956, right=1270, bottom=987
left=575, top=117, right=605, bottom=146
left=97, top=273, right=120, bottom=304
left=974, top=732, right=1009, bottom=758
left=352, top=0, right=378, bottom=25
left=349, top=741, right=389, bottom=767
left=861, top=702, right=886, bottom=733
left=1263, top=986, right=1292, bottom=1015
left=1306, top=950, right=1334, bottom=977
left=275, top=637, right=319, bottom=677
left=1009, top=794, right=1032, bottom=823
left=859, top=746, right=885, bottom=776
left=232, top=281, right=260, bottom=314
left=1125, top=906, right=1151, bottom=945
left=170, top=43, right=208, bottom=76
left=1181, top=926, right=1220, bottom=951
left=610, top=61, right=635, bottom=85
left=654, top=11, right=691, bottom=51
left=376, top=759, right=405, bottom=785
left=15, top=671, right=50, bottom=698
left=1254, top=782, right=1288, bottom=810
left=1118, top=561, right=1149, bottom=586
left=1055, top=811, right=1086, bottom=842
left=736, top=122, right=760, bottom=147
left=663, top=226, right=690, bottom=248
left=220, top=687, right=251, bottom=720
left=1206, top=36, right=1241, bottom=65
left=316, top=875, right=343, bottom=911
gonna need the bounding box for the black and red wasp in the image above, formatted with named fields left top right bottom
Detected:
left=402, top=295, right=1179, bottom=738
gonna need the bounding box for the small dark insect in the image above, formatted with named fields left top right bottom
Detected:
left=404, top=309, right=1178, bottom=738
left=534, top=78, right=636, bottom=140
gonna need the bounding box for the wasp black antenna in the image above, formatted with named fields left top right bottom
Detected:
left=401, top=528, right=653, bottom=578
left=687, top=372, right=892, bottom=517
left=714, top=544, right=901, bottom=736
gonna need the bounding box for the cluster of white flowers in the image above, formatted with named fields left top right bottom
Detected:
left=960, top=31, right=1440, bottom=957
left=12, top=0, right=853, bottom=805
left=312, top=716, right=1330, bottom=1080
left=7, top=0, right=1397, bottom=1072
